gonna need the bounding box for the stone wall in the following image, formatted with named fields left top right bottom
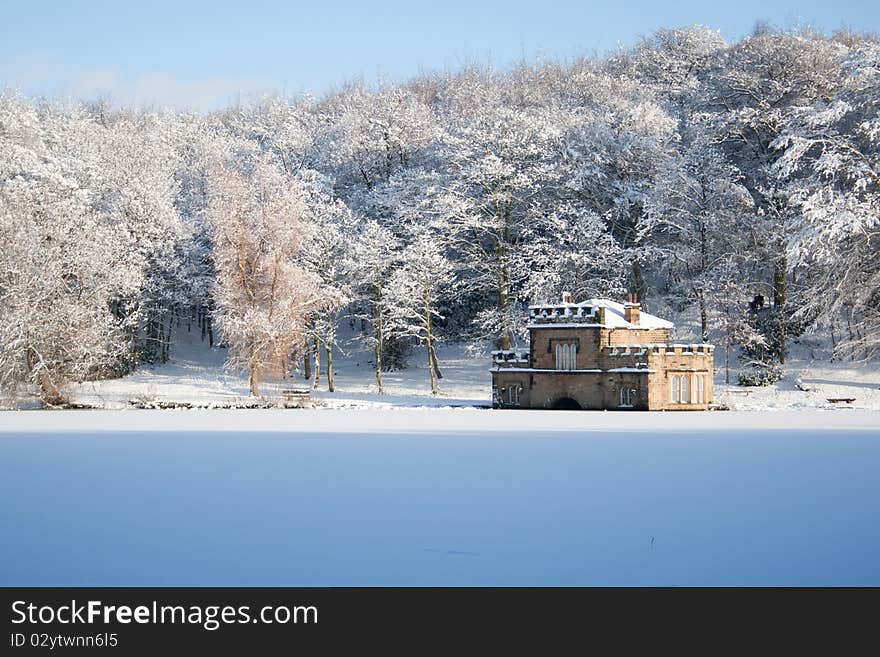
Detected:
left=491, top=370, right=532, bottom=408
left=645, top=349, right=714, bottom=410
left=529, top=327, right=603, bottom=369
left=601, top=328, right=671, bottom=346
left=492, top=370, right=654, bottom=410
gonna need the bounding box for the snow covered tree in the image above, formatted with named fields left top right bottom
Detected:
left=222, top=95, right=323, bottom=176
left=642, top=125, right=755, bottom=341
left=207, top=158, right=320, bottom=396
left=610, top=25, right=727, bottom=102
left=321, top=85, right=438, bottom=202
left=298, top=170, right=357, bottom=392
left=518, top=199, right=627, bottom=307
left=562, top=74, right=678, bottom=304
left=348, top=219, right=400, bottom=393
left=436, top=76, right=574, bottom=348
left=387, top=233, right=454, bottom=395
left=4, top=24, right=880, bottom=398
left=772, top=40, right=880, bottom=359
left=705, top=29, right=847, bottom=363
left=0, top=93, right=123, bottom=405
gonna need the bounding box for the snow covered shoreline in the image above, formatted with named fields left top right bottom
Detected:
left=2, top=407, right=877, bottom=435
left=33, top=334, right=878, bottom=415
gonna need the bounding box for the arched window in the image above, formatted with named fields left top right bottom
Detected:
left=619, top=387, right=635, bottom=408
left=508, top=385, right=521, bottom=405
left=670, top=375, right=680, bottom=403
left=697, top=375, right=705, bottom=404
left=681, top=374, right=691, bottom=403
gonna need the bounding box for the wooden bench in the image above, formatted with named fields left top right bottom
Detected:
left=827, top=397, right=856, bottom=404
left=281, top=389, right=311, bottom=407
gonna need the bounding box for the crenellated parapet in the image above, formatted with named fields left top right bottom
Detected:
left=603, top=343, right=715, bottom=357
left=599, top=342, right=714, bottom=374
left=491, top=349, right=530, bottom=368
left=528, top=304, right=603, bottom=326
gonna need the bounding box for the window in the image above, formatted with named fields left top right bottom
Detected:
left=670, top=374, right=694, bottom=404
left=555, top=343, right=577, bottom=370
left=619, top=387, right=635, bottom=408
left=681, top=374, right=691, bottom=403
left=669, top=374, right=704, bottom=404
left=508, top=385, right=521, bottom=405
left=697, top=375, right=705, bottom=404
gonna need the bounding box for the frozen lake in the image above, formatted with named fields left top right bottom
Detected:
left=1, top=410, right=878, bottom=585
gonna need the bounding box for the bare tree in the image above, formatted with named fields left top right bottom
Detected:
left=208, top=159, right=320, bottom=396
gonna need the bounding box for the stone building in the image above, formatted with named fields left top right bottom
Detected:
left=491, top=293, right=714, bottom=410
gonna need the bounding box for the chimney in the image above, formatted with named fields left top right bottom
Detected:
left=561, top=291, right=573, bottom=304
left=624, top=293, right=641, bottom=325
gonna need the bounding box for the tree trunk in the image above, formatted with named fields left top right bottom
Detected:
left=846, top=306, right=855, bottom=361
left=164, top=312, right=172, bottom=362
left=427, top=341, right=437, bottom=395
left=830, top=320, right=837, bottom=362
left=249, top=365, right=259, bottom=396
left=26, top=347, right=65, bottom=407
left=773, top=257, right=787, bottom=364
left=37, top=370, right=65, bottom=406
left=425, top=289, right=443, bottom=381
left=498, top=255, right=511, bottom=350
left=129, top=314, right=139, bottom=370
left=425, top=290, right=439, bottom=395
left=698, top=219, right=709, bottom=342
left=630, top=260, right=647, bottom=309
left=145, top=315, right=154, bottom=361
left=326, top=343, right=334, bottom=392
left=313, top=334, right=321, bottom=389
left=497, top=203, right=512, bottom=351
left=429, top=342, right=442, bottom=380
left=374, top=283, right=384, bottom=393
left=698, top=289, right=708, bottom=344
left=725, top=334, right=731, bottom=385
left=303, top=345, right=311, bottom=380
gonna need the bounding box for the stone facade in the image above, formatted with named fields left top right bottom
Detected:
left=491, top=296, right=714, bottom=411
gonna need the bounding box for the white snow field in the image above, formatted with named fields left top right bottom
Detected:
left=1, top=408, right=878, bottom=586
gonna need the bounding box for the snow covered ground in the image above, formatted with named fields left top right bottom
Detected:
left=64, top=329, right=490, bottom=409
left=59, top=350, right=880, bottom=411
left=1, top=409, right=878, bottom=586
left=61, top=328, right=880, bottom=412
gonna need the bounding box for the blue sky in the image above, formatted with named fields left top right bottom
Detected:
left=1, top=0, right=878, bottom=109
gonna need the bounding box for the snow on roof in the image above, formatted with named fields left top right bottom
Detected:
left=590, top=299, right=673, bottom=329
left=527, top=298, right=674, bottom=330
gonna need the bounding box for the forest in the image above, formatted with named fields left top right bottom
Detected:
left=1, top=24, right=878, bottom=405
